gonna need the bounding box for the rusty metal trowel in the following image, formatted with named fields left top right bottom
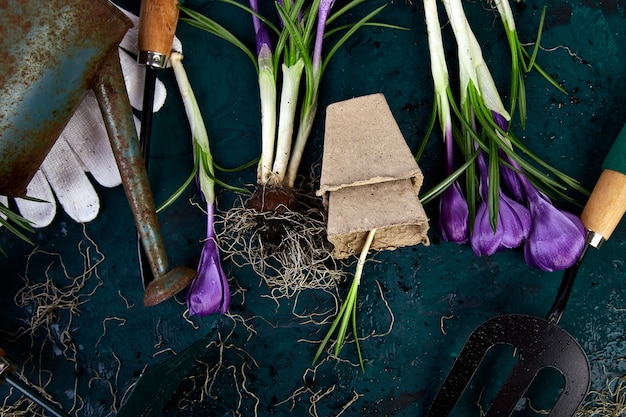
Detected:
left=117, top=329, right=218, bottom=417
left=0, top=0, right=195, bottom=306
left=428, top=121, right=626, bottom=417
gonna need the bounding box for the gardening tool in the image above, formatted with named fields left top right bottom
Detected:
left=136, top=0, right=181, bottom=290
left=427, top=121, right=626, bottom=417
left=117, top=329, right=218, bottom=417
left=0, top=348, right=71, bottom=417
left=0, top=0, right=195, bottom=306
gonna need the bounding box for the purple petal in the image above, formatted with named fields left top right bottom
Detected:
left=471, top=201, right=504, bottom=256
left=313, top=0, right=336, bottom=71
left=492, top=111, right=509, bottom=132
left=498, top=152, right=526, bottom=203
left=187, top=204, right=230, bottom=316
left=187, top=237, right=231, bottom=316
left=256, top=26, right=273, bottom=57
left=522, top=185, right=586, bottom=271
left=499, top=192, right=531, bottom=248
left=249, top=0, right=260, bottom=32
left=439, top=181, right=469, bottom=244
left=471, top=151, right=530, bottom=255
left=250, top=0, right=273, bottom=55
left=470, top=194, right=530, bottom=256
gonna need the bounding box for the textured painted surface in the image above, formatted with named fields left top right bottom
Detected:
left=1, top=0, right=625, bottom=416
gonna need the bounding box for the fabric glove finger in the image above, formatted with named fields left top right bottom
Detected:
left=13, top=170, right=57, bottom=228
left=61, top=91, right=122, bottom=188
left=40, top=139, right=99, bottom=224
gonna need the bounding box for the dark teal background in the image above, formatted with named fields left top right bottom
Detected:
left=1, top=0, right=626, bottom=416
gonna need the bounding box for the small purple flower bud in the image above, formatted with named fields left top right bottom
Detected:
left=255, top=25, right=273, bottom=57
left=470, top=152, right=531, bottom=256
left=492, top=110, right=509, bottom=132
left=499, top=152, right=526, bottom=203
left=313, top=0, right=336, bottom=73
left=439, top=181, right=470, bottom=243
left=471, top=192, right=531, bottom=256
left=250, top=0, right=273, bottom=56
left=250, top=0, right=260, bottom=32
left=187, top=204, right=231, bottom=316
left=521, top=181, right=586, bottom=271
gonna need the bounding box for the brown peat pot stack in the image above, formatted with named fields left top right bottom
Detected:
left=318, top=93, right=430, bottom=259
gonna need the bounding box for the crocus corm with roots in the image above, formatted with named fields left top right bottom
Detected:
left=177, top=1, right=400, bottom=298
left=180, top=0, right=395, bottom=212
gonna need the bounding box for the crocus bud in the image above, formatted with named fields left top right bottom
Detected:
left=470, top=152, right=531, bottom=256
left=471, top=192, right=531, bottom=256
left=187, top=237, right=231, bottom=316
left=498, top=152, right=526, bottom=203
left=312, top=0, right=336, bottom=74
left=187, top=204, right=231, bottom=316
left=439, top=181, right=469, bottom=243
left=522, top=182, right=585, bottom=271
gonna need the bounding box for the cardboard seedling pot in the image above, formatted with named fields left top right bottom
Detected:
left=317, top=93, right=430, bottom=259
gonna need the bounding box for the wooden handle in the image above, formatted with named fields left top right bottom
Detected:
left=580, top=169, right=626, bottom=241
left=580, top=120, right=626, bottom=242
left=138, top=0, right=179, bottom=64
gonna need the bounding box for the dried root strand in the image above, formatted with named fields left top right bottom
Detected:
left=216, top=194, right=347, bottom=299
left=175, top=315, right=260, bottom=416
left=14, top=227, right=105, bottom=345
left=575, top=376, right=626, bottom=417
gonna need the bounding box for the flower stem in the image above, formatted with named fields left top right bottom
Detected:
left=312, top=228, right=376, bottom=371
left=271, top=59, right=305, bottom=185
left=171, top=52, right=215, bottom=204
left=258, top=44, right=277, bottom=184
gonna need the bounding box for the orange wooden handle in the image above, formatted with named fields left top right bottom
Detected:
left=580, top=169, right=626, bottom=241
left=138, top=0, right=179, bottom=58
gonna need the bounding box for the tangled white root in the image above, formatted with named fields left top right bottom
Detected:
left=216, top=196, right=347, bottom=299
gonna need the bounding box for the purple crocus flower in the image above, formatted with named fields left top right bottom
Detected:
left=439, top=182, right=470, bottom=243
left=470, top=152, right=531, bottom=256
left=439, top=123, right=469, bottom=243
left=187, top=203, right=231, bottom=316
left=520, top=178, right=585, bottom=271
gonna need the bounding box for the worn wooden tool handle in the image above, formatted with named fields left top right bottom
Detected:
left=138, top=0, right=179, bottom=60
left=580, top=169, right=626, bottom=241
left=580, top=122, right=626, bottom=241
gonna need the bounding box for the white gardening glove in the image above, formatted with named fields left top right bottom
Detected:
left=6, top=4, right=182, bottom=229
